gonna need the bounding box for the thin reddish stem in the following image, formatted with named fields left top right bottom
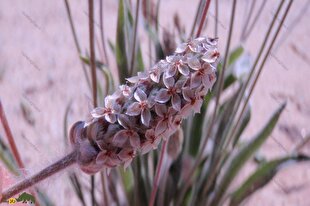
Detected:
left=0, top=101, right=25, bottom=170
left=148, top=140, right=167, bottom=206
left=195, top=0, right=211, bottom=38
left=0, top=101, right=39, bottom=205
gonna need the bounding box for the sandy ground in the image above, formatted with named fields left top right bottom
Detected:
left=0, top=0, right=309, bottom=205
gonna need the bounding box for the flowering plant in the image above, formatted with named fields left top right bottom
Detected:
left=0, top=1, right=309, bottom=206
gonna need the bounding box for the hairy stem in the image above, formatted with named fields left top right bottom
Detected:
left=0, top=151, right=76, bottom=202
left=148, top=140, right=167, bottom=206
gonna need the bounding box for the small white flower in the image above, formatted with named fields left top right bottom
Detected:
left=90, top=96, right=121, bottom=123
left=126, top=88, right=155, bottom=126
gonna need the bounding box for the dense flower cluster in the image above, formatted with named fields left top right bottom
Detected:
left=70, top=37, right=219, bottom=174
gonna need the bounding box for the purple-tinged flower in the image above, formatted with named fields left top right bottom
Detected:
left=119, top=85, right=133, bottom=97
left=190, top=62, right=216, bottom=89
left=202, top=49, right=220, bottom=63
left=96, top=149, right=121, bottom=168
left=113, top=114, right=140, bottom=148
left=155, top=76, right=186, bottom=111
left=180, top=87, right=204, bottom=117
left=141, top=129, right=162, bottom=155
left=154, top=104, right=177, bottom=137
left=126, top=88, right=155, bottom=126
left=90, top=96, right=121, bottom=123
left=126, top=71, right=149, bottom=84
left=149, top=60, right=167, bottom=83
left=202, top=37, right=219, bottom=50
left=183, top=53, right=201, bottom=70
left=118, top=148, right=136, bottom=168
left=175, top=38, right=204, bottom=53
left=165, top=55, right=190, bottom=77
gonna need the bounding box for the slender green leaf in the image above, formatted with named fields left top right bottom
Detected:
left=116, top=0, right=129, bottom=84
left=228, top=46, right=244, bottom=66
left=230, top=154, right=310, bottom=206
left=233, top=105, right=251, bottom=147
left=0, top=138, right=19, bottom=175
left=36, top=189, right=55, bottom=206
left=210, top=103, right=286, bottom=205
left=63, top=100, right=72, bottom=146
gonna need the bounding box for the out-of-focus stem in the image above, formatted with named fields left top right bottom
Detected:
left=64, top=0, right=91, bottom=89
left=129, top=0, right=141, bottom=76
left=148, top=140, right=167, bottom=206
left=229, top=0, right=293, bottom=148
left=0, top=101, right=25, bottom=170
left=176, top=1, right=237, bottom=204
left=99, top=0, right=110, bottom=67
left=196, top=0, right=211, bottom=37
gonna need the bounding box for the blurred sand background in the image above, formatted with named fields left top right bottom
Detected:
left=0, top=0, right=310, bottom=205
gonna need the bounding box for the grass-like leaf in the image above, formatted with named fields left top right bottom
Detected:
left=209, top=102, right=286, bottom=205
left=230, top=154, right=310, bottom=206
left=116, top=0, right=129, bottom=84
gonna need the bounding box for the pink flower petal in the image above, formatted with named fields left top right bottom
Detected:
left=155, top=104, right=167, bottom=117
left=104, top=96, right=114, bottom=108
left=119, top=85, right=132, bottom=97
left=96, top=151, right=108, bottom=165
left=155, top=120, right=168, bottom=136
left=155, top=89, right=171, bottom=103
left=193, top=99, right=203, bottom=113
left=190, top=73, right=202, bottom=89
left=112, top=103, right=122, bottom=113
left=117, top=114, right=132, bottom=129
left=113, top=130, right=129, bottom=146
left=126, top=102, right=141, bottom=116
left=166, top=66, right=177, bottom=78
left=141, top=143, right=153, bottom=155
left=170, top=115, right=183, bottom=129
left=202, top=50, right=219, bottom=63
left=134, top=88, right=147, bottom=102
left=202, top=74, right=212, bottom=88
left=175, top=79, right=187, bottom=91
left=175, top=43, right=188, bottom=53
left=150, top=69, right=161, bottom=83
left=91, top=107, right=105, bottom=118
left=145, top=128, right=156, bottom=139
left=163, top=76, right=175, bottom=89
left=172, top=94, right=181, bottom=111
left=166, top=55, right=179, bottom=63
left=178, top=64, right=190, bottom=76
left=182, top=87, right=194, bottom=102
left=141, top=109, right=151, bottom=127
left=187, top=56, right=201, bottom=70
left=180, top=104, right=193, bottom=117
left=105, top=114, right=116, bottom=123
left=126, top=75, right=140, bottom=83
left=129, top=132, right=141, bottom=148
